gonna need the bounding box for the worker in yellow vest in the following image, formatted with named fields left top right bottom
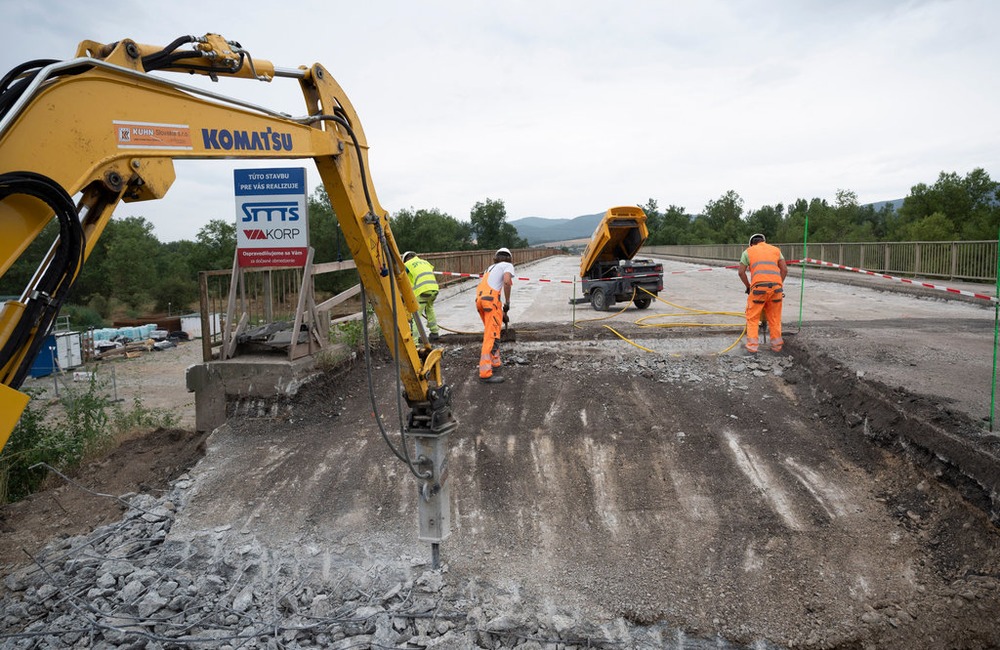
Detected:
left=738, top=234, right=787, bottom=353
left=403, top=252, right=441, bottom=341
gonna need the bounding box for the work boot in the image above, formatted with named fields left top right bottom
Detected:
left=479, top=375, right=505, bottom=384
left=429, top=332, right=440, bottom=341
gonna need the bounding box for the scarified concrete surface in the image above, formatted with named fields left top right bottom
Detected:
left=4, top=255, right=1000, bottom=649
left=166, top=337, right=999, bottom=648
left=161, top=256, right=1000, bottom=647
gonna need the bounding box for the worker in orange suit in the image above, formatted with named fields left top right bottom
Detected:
left=475, top=247, right=515, bottom=384
left=738, top=233, right=788, bottom=353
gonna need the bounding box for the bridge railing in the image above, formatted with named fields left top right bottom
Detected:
left=196, top=247, right=560, bottom=360
left=644, top=240, right=998, bottom=283
left=415, top=247, right=559, bottom=287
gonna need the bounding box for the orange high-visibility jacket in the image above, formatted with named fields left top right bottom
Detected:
left=747, top=243, right=784, bottom=287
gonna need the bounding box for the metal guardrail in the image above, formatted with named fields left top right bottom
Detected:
left=196, top=247, right=560, bottom=361
left=644, top=240, right=999, bottom=283
left=413, top=247, right=559, bottom=287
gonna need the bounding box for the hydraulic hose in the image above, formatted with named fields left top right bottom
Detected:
left=326, top=112, right=431, bottom=480
left=0, top=59, right=90, bottom=122
left=0, top=60, right=57, bottom=119
left=0, top=59, right=59, bottom=95
left=139, top=35, right=198, bottom=71
left=0, top=172, right=84, bottom=388
left=1, top=36, right=238, bottom=125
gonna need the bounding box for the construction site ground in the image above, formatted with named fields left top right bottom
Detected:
left=2, top=254, right=999, bottom=649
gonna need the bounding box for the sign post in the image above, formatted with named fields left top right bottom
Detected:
left=234, top=168, right=308, bottom=268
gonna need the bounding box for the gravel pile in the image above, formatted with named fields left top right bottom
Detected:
left=0, top=479, right=760, bottom=649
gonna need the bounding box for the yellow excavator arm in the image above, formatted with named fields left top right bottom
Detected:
left=0, top=35, right=455, bottom=546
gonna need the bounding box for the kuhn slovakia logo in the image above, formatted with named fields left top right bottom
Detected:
left=243, top=228, right=301, bottom=241
left=241, top=202, right=300, bottom=223
left=202, top=128, right=293, bottom=151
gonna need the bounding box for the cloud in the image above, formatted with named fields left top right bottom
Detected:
left=1, top=0, right=997, bottom=242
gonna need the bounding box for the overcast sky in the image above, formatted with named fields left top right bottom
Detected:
left=3, top=0, right=997, bottom=242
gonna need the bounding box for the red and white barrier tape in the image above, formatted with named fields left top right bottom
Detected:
left=437, top=262, right=998, bottom=304
left=435, top=270, right=663, bottom=284
left=647, top=259, right=997, bottom=304
left=799, top=258, right=997, bottom=303
left=435, top=270, right=576, bottom=284
left=664, top=265, right=740, bottom=274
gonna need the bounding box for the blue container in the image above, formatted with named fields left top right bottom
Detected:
left=29, top=335, right=58, bottom=378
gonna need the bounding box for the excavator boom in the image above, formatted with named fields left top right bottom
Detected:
left=0, top=34, right=454, bottom=548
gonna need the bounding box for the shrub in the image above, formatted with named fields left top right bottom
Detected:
left=329, top=306, right=382, bottom=352
left=113, top=396, right=179, bottom=434
left=0, top=390, right=53, bottom=503
left=87, top=295, right=109, bottom=319
left=0, top=378, right=178, bottom=504
left=59, top=303, right=106, bottom=329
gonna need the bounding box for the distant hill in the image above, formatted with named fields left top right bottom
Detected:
left=510, top=212, right=604, bottom=245
left=514, top=199, right=906, bottom=246
left=867, top=198, right=905, bottom=212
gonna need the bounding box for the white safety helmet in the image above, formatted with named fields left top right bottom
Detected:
left=748, top=234, right=766, bottom=246
left=495, top=247, right=512, bottom=260
left=402, top=251, right=416, bottom=262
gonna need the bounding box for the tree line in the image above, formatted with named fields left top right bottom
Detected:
left=641, top=168, right=999, bottom=247
left=0, top=193, right=529, bottom=327
left=0, top=167, right=994, bottom=327
left=0, top=216, right=238, bottom=328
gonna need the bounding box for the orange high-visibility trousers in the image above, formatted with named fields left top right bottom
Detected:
left=745, top=282, right=784, bottom=352
left=476, top=283, right=503, bottom=378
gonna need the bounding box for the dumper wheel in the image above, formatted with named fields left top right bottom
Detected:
left=634, top=296, right=652, bottom=310
left=591, top=288, right=611, bottom=311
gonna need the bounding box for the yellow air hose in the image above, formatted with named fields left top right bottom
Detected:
left=438, top=287, right=752, bottom=355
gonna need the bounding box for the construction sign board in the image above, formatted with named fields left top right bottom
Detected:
left=234, top=167, right=309, bottom=267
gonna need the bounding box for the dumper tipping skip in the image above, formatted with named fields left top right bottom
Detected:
left=577, top=206, right=664, bottom=311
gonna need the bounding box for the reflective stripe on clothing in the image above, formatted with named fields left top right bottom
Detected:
left=419, top=291, right=438, bottom=333
left=751, top=284, right=783, bottom=302
left=746, top=243, right=784, bottom=288
left=404, top=257, right=440, bottom=298
left=476, top=273, right=503, bottom=378
left=411, top=290, right=439, bottom=339
left=741, top=242, right=785, bottom=352
left=745, top=284, right=783, bottom=345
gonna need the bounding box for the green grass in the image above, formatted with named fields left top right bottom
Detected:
left=0, top=377, right=178, bottom=504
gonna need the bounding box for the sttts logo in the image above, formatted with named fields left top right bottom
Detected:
left=243, top=228, right=301, bottom=241
left=241, top=201, right=300, bottom=223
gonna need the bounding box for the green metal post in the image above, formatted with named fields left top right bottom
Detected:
left=991, top=231, right=999, bottom=431
left=798, top=213, right=808, bottom=329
